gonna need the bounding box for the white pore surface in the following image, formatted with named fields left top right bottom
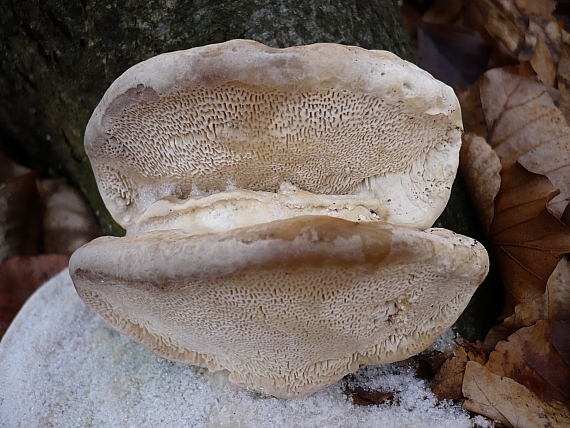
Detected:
left=0, top=270, right=489, bottom=428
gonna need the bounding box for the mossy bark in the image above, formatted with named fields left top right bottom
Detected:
left=0, top=0, right=500, bottom=338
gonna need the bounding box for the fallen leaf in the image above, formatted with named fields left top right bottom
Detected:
left=530, top=29, right=557, bottom=86
left=0, top=151, right=30, bottom=183
left=37, top=178, right=101, bottom=255
left=459, top=133, right=502, bottom=232
left=471, top=0, right=559, bottom=64
left=486, top=256, right=570, bottom=345
left=485, top=320, right=570, bottom=407
left=529, top=16, right=564, bottom=63
left=515, top=0, right=557, bottom=19
left=0, top=254, right=69, bottom=338
left=557, top=43, right=570, bottom=99
left=344, top=387, right=394, bottom=406
left=471, top=0, right=526, bottom=57
left=418, top=22, right=492, bottom=90
left=430, top=340, right=490, bottom=402
left=480, top=63, right=570, bottom=219
left=414, top=351, right=449, bottom=382
left=430, top=347, right=469, bottom=401
left=422, top=0, right=464, bottom=25
left=487, top=40, right=524, bottom=69
left=548, top=318, right=570, bottom=370
left=394, top=354, right=442, bottom=382
left=458, top=80, right=488, bottom=137
left=0, top=171, right=42, bottom=262
left=489, top=163, right=570, bottom=316
left=462, top=361, right=570, bottom=428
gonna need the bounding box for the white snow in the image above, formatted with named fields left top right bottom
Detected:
left=0, top=270, right=490, bottom=427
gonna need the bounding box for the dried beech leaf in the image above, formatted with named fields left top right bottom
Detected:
left=459, top=133, right=502, bottom=232
left=489, top=163, right=570, bottom=316
left=472, top=0, right=558, bottom=63
left=530, top=31, right=556, bottom=86
left=0, top=255, right=69, bottom=338
left=0, top=151, right=30, bottom=183
left=0, top=171, right=42, bottom=262
left=548, top=319, right=570, bottom=368
left=344, top=387, right=394, bottom=406
left=463, top=361, right=570, bottom=428
left=557, top=43, right=570, bottom=100
left=471, top=0, right=524, bottom=56
left=430, top=348, right=467, bottom=401
left=37, top=178, right=101, bottom=255
left=458, top=80, right=488, bottom=137
left=430, top=340, right=490, bottom=402
left=486, top=257, right=570, bottom=345
left=415, top=351, right=448, bottom=381
left=515, top=0, right=557, bottom=19
left=481, top=63, right=570, bottom=219
left=418, top=22, right=492, bottom=89
left=528, top=17, right=563, bottom=64
left=422, top=0, right=464, bottom=25
left=485, top=320, right=570, bottom=406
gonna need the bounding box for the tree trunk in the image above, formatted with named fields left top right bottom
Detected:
left=0, top=0, right=501, bottom=339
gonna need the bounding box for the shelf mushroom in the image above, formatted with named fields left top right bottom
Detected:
left=70, top=40, right=489, bottom=399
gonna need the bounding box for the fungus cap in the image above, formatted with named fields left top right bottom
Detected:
left=85, top=39, right=462, bottom=230
left=70, top=216, right=488, bottom=399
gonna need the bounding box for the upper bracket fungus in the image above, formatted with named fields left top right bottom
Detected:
left=70, top=40, right=488, bottom=399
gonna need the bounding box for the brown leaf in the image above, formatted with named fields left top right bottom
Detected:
left=417, top=22, right=492, bottom=90
left=0, top=151, right=30, bottom=183
left=0, top=171, right=43, bottom=262
left=529, top=16, right=563, bottom=63
left=459, top=133, right=502, bottom=232
left=344, top=387, right=394, bottom=406
left=430, top=347, right=468, bottom=401
left=530, top=30, right=557, bottom=86
left=480, top=63, right=570, bottom=219
left=471, top=0, right=558, bottom=63
left=471, top=0, right=526, bottom=57
left=515, top=0, right=557, bottom=19
left=0, top=254, right=69, bottom=338
left=430, top=340, right=490, bottom=401
left=462, top=361, right=570, bottom=428
left=486, top=256, right=570, bottom=345
left=485, top=320, right=570, bottom=406
left=422, top=0, right=464, bottom=25
left=557, top=43, right=570, bottom=99
left=414, top=351, right=449, bottom=381
left=489, top=163, right=570, bottom=316
left=37, top=178, right=101, bottom=255
left=458, top=80, right=488, bottom=137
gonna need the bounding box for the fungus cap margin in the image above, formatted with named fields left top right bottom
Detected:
left=84, top=40, right=462, bottom=230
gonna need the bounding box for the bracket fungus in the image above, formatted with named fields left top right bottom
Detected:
left=70, top=40, right=489, bottom=399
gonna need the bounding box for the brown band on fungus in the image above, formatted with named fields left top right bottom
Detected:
left=72, top=216, right=395, bottom=284
left=70, top=219, right=488, bottom=398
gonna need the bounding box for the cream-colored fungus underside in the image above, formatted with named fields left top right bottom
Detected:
left=72, top=224, right=488, bottom=398
left=130, top=183, right=390, bottom=235
left=94, top=82, right=459, bottom=229
left=74, top=41, right=478, bottom=400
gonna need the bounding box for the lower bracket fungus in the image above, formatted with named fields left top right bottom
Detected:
left=70, top=40, right=489, bottom=399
